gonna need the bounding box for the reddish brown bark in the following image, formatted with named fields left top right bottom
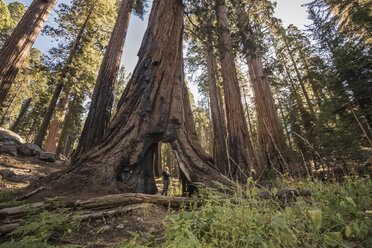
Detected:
left=0, top=0, right=57, bottom=106
left=40, top=0, right=232, bottom=197
left=43, top=84, right=73, bottom=153
left=72, top=0, right=133, bottom=160
left=204, top=42, right=229, bottom=174
left=216, top=0, right=258, bottom=180
left=246, top=53, right=288, bottom=173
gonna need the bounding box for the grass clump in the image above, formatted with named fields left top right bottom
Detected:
left=162, top=176, right=372, bottom=248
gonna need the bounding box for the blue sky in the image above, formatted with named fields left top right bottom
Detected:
left=3, top=0, right=312, bottom=75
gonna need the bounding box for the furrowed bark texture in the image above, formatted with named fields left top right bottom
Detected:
left=216, top=0, right=258, bottom=181
left=49, top=0, right=231, bottom=196
left=43, top=84, right=73, bottom=153
left=33, top=1, right=96, bottom=148
left=246, top=53, right=288, bottom=173
left=72, top=0, right=133, bottom=160
left=0, top=0, right=58, bottom=106
left=204, top=42, right=229, bottom=174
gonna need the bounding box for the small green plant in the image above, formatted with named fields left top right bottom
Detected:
left=0, top=207, right=80, bottom=248
left=116, top=231, right=158, bottom=248
left=162, top=176, right=372, bottom=248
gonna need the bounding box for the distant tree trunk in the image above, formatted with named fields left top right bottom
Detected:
left=245, top=53, right=288, bottom=173
left=0, top=0, right=57, bottom=106
left=44, top=0, right=232, bottom=198
left=72, top=0, right=133, bottom=160
left=33, top=1, right=96, bottom=148
left=215, top=0, right=258, bottom=180
left=283, top=37, right=316, bottom=118
left=278, top=99, right=293, bottom=151
left=0, top=83, right=23, bottom=126
left=56, top=92, right=80, bottom=155
left=233, top=4, right=288, bottom=172
left=43, top=79, right=73, bottom=153
left=10, top=97, right=32, bottom=133
left=294, top=42, right=323, bottom=108
left=280, top=53, right=316, bottom=169
left=203, top=41, right=229, bottom=174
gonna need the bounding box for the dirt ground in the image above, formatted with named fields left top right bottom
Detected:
left=0, top=154, right=178, bottom=247
left=0, top=154, right=66, bottom=191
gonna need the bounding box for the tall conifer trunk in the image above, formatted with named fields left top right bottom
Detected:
left=33, top=1, right=97, bottom=147
left=203, top=41, right=229, bottom=174
left=283, top=37, right=316, bottom=119
left=0, top=0, right=58, bottom=106
left=41, top=0, right=232, bottom=197
left=245, top=53, right=288, bottom=172
left=43, top=83, right=73, bottom=152
left=215, top=0, right=258, bottom=180
left=10, top=97, right=32, bottom=133
left=72, top=0, right=133, bottom=160
left=232, top=1, right=288, bottom=172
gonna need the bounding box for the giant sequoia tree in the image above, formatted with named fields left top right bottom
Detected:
left=0, top=0, right=57, bottom=106
left=39, top=0, right=230, bottom=197
left=72, top=0, right=133, bottom=160
left=232, top=0, right=288, bottom=173
left=215, top=0, right=258, bottom=180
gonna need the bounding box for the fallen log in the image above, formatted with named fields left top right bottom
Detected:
left=0, top=223, right=20, bottom=235
left=259, top=188, right=313, bottom=199
left=0, top=204, right=146, bottom=236
left=0, top=202, right=44, bottom=220
left=74, top=193, right=192, bottom=210
left=1, top=189, right=313, bottom=221
left=77, top=203, right=144, bottom=221
left=15, top=187, right=46, bottom=201
left=0, top=194, right=191, bottom=221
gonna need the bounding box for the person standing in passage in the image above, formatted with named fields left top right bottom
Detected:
left=161, top=167, right=170, bottom=196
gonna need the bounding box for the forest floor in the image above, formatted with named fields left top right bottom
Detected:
left=0, top=154, right=177, bottom=247
left=0, top=153, right=371, bottom=247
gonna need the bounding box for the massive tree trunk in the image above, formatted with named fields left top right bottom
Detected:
left=72, top=0, right=133, bottom=160
left=40, top=0, right=232, bottom=198
left=10, top=97, right=32, bottom=133
left=0, top=0, right=58, bottom=106
left=33, top=1, right=96, bottom=147
left=215, top=0, right=258, bottom=180
left=203, top=41, right=229, bottom=174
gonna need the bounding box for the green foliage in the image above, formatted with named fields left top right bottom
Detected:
left=0, top=0, right=11, bottom=33
left=116, top=231, right=158, bottom=248
left=162, top=176, right=372, bottom=247
left=0, top=208, right=79, bottom=248
left=0, top=1, right=25, bottom=44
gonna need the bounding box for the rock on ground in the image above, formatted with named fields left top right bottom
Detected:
left=0, top=145, right=17, bottom=157
left=0, top=128, right=23, bottom=146
left=39, top=151, right=58, bottom=163
left=17, top=143, right=42, bottom=157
